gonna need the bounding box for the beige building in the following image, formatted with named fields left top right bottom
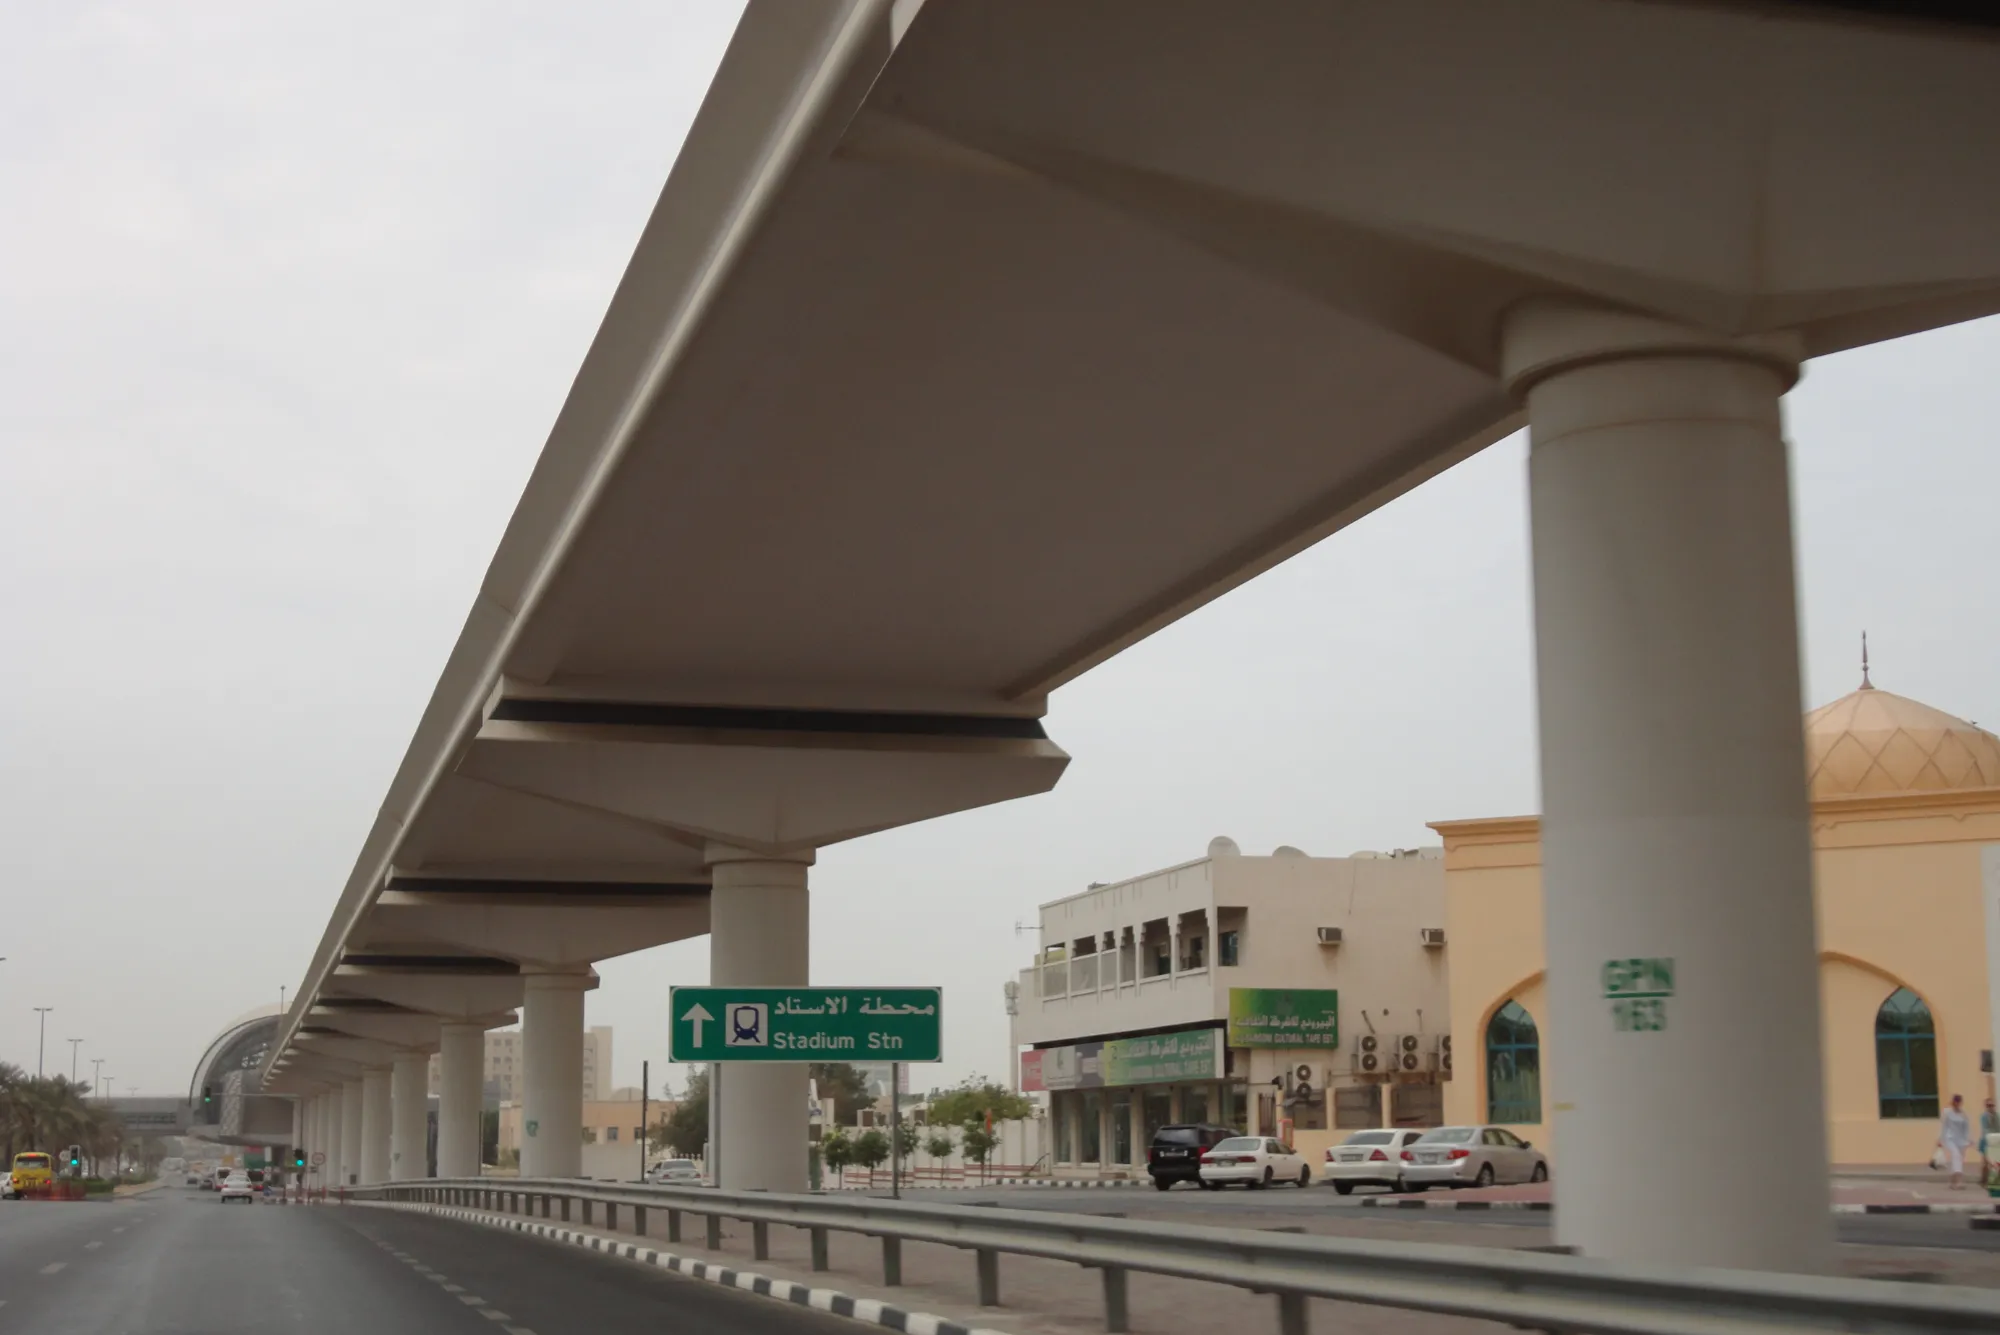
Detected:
left=1013, top=837, right=1449, bottom=1177
left=1436, top=673, right=2000, bottom=1167
left=430, top=1025, right=614, bottom=1103
left=498, top=1090, right=672, bottom=1155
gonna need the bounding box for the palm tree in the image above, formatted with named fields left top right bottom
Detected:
left=0, top=1071, right=117, bottom=1174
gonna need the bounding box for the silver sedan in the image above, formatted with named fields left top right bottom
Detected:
left=1399, top=1125, right=1548, bottom=1189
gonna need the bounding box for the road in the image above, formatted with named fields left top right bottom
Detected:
left=0, top=1185, right=866, bottom=1335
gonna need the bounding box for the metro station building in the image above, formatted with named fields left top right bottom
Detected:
left=1437, top=672, right=2000, bottom=1165
left=1012, top=839, right=1450, bottom=1177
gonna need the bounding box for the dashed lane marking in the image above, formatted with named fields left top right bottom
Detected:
left=84, top=1241, right=102, bottom=1250
left=442, top=1283, right=466, bottom=1293
left=480, top=1310, right=511, bottom=1322
left=457, top=1294, right=486, bottom=1306
left=40, top=1263, right=66, bottom=1275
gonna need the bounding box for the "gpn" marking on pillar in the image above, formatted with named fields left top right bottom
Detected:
left=1602, top=957, right=1674, bottom=1033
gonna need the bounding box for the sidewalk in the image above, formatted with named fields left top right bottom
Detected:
left=1345, top=1177, right=2000, bottom=1212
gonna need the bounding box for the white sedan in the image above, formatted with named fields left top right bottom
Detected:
left=217, top=1170, right=256, bottom=1204
left=1323, top=1128, right=1426, bottom=1194
left=1198, top=1136, right=1312, bottom=1189
left=647, top=1159, right=702, bottom=1184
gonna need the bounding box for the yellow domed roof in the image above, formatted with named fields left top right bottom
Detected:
left=1805, top=680, right=2000, bottom=799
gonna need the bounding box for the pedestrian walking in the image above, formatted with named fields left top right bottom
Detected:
left=1980, top=1097, right=1999, bottom=1189
left=1937, top=1093, right=1973, bottom=1190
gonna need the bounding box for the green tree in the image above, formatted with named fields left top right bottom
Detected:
left=809, top=1063, right=871, bottom=1117
left=480, top=1109, right=499, bottom=1166
left=960, top=1123, right=999, bottom=1179
left=822, top=1129, right=854, bottom=1175
left=892, top=1121, right=920, bottom=1183
left=661, top=1068, right=709, bottom=1157
left=924, top=1129, right=955, bottom=1169
left=852, top=1129, right=890, bottom=1175
left=926, top=1075, right=1030, bottom=1129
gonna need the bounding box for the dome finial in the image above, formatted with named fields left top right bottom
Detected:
left=1860, top=630, right=1872, bottom=690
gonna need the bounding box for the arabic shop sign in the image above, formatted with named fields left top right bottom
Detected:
left=1021, top=1026, right=1222, bottom=1092
left=669, top=986, right=943, bottom=1063
left=1226, top=988, right=1340, bottom=1049
left=1602, top=957, right=1674, bottom=1033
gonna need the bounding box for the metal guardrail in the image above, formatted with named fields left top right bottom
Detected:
left=351, top=1176, right=2000, bottom=1335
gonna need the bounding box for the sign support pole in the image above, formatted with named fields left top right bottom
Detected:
left=640, top=1059, right=649, bottom=1183
left=889, top=1061, right=901, bottom=1200
left=708, top=1062, right=720, bottom=1189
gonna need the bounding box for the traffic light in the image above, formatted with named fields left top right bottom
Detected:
left=202, top=1084, right=213, bottom=1105
left=293, top=1147, right=307, bottom=1170
left=67, top=1145, right=81, bottom=1172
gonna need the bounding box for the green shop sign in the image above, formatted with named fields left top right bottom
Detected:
left=1029, top=1026, right=1222, bottom=1091
left=1227, top=988, right=1340, bottom=1049
left=1602, top=957, right=1674, bottom=1032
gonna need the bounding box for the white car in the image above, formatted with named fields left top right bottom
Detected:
left=1198, top=1136, right=1312, bottom=1189
left=217, top=1170, right=256, bottom=1203
left=1400, top=1125, right=1549, bottom=1190
left=647, top=1158, right=702, bottom=1184
left=1323, top=1128, right=1425, bottom=1194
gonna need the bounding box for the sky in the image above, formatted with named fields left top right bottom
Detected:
left=3, top=4, right=1997, bottom=1102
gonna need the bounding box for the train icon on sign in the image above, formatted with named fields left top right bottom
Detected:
left=725, top=1002, right=769, bottom=1047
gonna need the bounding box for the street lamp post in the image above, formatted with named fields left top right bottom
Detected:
left=68, top=1038, right=84, bottom=1084
left=33, top=1007, right=52, bottom=1077
left=91, top=1058, right=105, bottom=1099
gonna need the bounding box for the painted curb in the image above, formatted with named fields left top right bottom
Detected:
left=829, top=1178, right=1145, bottom=1192
left=358, top=1201, right=1016, bottom=1335
left=1357, top=1198, right=1998, bottom=1215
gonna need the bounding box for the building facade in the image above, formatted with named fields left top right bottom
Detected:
left=429, top=1025, right=613, bottom=1102
left=1436, top=675, right=2000, bottom=1166
left=1012, top=837, right=1450, bottom=1178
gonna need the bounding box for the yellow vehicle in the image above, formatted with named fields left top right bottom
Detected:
left=10, top=1151, right=55, bottom=1197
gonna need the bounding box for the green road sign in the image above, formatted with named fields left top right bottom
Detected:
left=670, top=987, right=942, bottom=1063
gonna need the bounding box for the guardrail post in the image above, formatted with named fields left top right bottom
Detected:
left=668, top=1208, right=682, bottom=1243
left=561, top=1196, right=572, bottom=1223
left=705, top=1213, right=722, bottom=1249
left=810, top=1227, right=828, bottom=1271
left=882, top=1237, right=902, bottom=1287
left=581, top=1198, right=592, bottom=1226
left=635, top=1205, right=646, bottom=1237
left=1276, top=1293, right=1307, bottom=1335
left=1100, top=1265, right=1129, bottom=1333
left=976, top=1248, right=1000, bottom=1306
left=541, top=1193, right=552, bottom=1219
left=606, top=1201, right=617, bottom=1230
left=752, top=1220, right=769, bottom=1261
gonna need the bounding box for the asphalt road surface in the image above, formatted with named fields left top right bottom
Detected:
left=0, top=1185, right=867, bottom=1335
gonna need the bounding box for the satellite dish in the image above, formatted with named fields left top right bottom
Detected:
left=1273, top=845, right=1308, bottom=859
left=1207, top=836, right=1241, bottom=858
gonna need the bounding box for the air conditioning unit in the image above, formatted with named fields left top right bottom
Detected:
left=1437, top=1034, right=1453, bottom=1078
left=1392, top=1034, right=1423, bottom=1073
left=1419, top=927, right=1446, bottom=949
left=1316, top=926, right=1343, bottom=946
left=1350, top=1033, right=1382, bottom=1075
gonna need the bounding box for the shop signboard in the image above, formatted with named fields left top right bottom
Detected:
left=1020, top=1025, right=1221, bottom=1092
left=1227, top=988, right=1340, bottom=1049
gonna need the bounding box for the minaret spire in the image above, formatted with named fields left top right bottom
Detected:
left=1860, top=631, right=1872, bottom=690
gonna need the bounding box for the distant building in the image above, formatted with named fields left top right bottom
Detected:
left=429, top=1025, right=613, bottom=1102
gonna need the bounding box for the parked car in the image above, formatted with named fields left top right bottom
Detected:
left=647, top=1159, right=702, bottom=1184
left=1146, top=1123, right=1237, bottom=1189
left=1323, top=1128, right=1426, bottom=1194
left=1198, top=1136, right=1312, bottom=1189
left=1399, top=1125, right=1548, bottom=1190
left=217, top=1170, right=256, bottom=1204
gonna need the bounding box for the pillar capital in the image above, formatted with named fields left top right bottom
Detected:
left=705, top=842, right=815, bottom=871
left=1499, top=299, right=1802, bottom=401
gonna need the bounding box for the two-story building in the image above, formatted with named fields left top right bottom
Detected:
left=1011, top=836, right=1450, bottom=1178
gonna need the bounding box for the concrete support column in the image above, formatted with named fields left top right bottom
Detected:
left=436, top=1023, right=485, bottom=1180
left=520, top=972, right=589, bottom=1180
left=339, top=1079, right=362, bottom=1186
left=390, top=1051, right=430, bottom=1181
left=707, top=845, right=811, bottom=1193
left=301, top=1097, right=316, bottom=1179
left=1503, top=302, right=1830, bottom=1273
left=360, top=1067, right=393, bottom=1185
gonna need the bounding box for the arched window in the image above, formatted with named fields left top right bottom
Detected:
left=1485, top=999, right=1541, bottom=1124
left=1875, top=987, right=1939, bottom=1119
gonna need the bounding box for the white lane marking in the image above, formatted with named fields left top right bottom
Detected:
left=40, top=1262, right=67, bottom=1275
left=85, top=1241, right=103, bottom=1250
left=112, top=1227, right=126, bottom=1234
left=505, top=1328, right=535, bottom=1335
left=457, top=1294, right=485, bottom=1306
left=481, top=1311, right=511, bottom=1322
left=442, top=1283, right=465, bottom=1293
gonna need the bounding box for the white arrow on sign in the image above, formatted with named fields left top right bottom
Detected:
left=682, top=1001, right=714, bottom=1048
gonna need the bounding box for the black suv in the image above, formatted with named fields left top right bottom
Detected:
left=1147, top=1123, right=1237, bottom=1189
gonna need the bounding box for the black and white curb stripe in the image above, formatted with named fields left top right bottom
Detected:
left=1360, top=1198, right=1998, bottom=1214
left=358, top=1201, right=1014, bottom=1335
left=829, top=1178, right=1146, bottom=1192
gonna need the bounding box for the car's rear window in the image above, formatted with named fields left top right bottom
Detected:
left=1342, top=1131, right=1394, bottom=1146
left=1152, top=1127, right=1203, bottom=1146
left=1212, top=1137, right=1261, bottom=1151
left=15, top=1154, right=51, bottom=1169
left=1416, top=1126, right=1476, bottom=1144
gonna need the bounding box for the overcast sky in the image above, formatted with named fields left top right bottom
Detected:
left=3, top=4, right=1996, bottom=1101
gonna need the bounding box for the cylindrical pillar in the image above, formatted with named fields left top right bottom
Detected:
left=301, top=1097, right=316, bottom=1182
left=437, top=1023, right=485, bottom=1179
left=390, top=1051, right=430, bottom=1181
left=360, top=1067, right=393, bottom=1185
left=339, top=1078, right=363, bottom=1186
left=1503, top=302, right=1830, bottom=1273
left=708, top=846, right=811, bottom=1193
left=520, top=973, right=589, bottom=1179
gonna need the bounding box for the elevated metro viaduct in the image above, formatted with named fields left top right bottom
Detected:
left=262, top=0, right=2000, bottom=1274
